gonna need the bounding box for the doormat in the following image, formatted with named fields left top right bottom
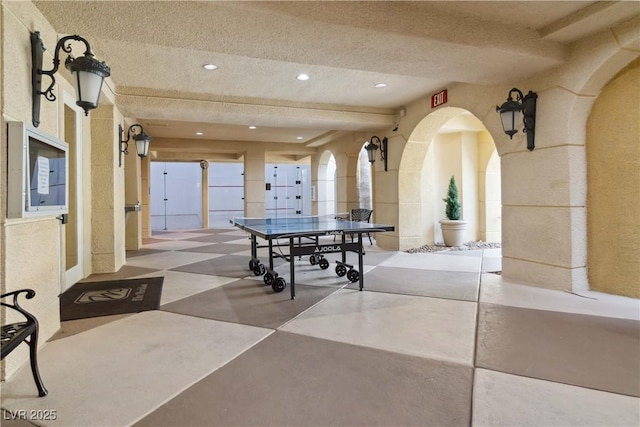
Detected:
left=60, top=277, right=164, bottom=321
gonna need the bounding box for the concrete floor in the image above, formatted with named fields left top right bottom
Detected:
left=1, top=227, right=639, bottom=426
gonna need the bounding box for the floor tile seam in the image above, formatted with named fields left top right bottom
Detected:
left=156, top=307, right=280, bottom=332
left=79, top=271, right=165, bottom=282
left=366, top=265, right=482, bottom=275
left=182, top=240, right=241, bottom=244
left=474, top=366, right=640, bottom=399
left=470, top=276, right=483, bottom=427
left=379, top=264, right=482, bottom=274
left=147, top=237, right=196, bottom=242
left=479, top=249, right=488, bottom=273
left=121, top=270, right=171, bottom=280
left=46, top=316, right=138, bottom=345
left=401, top=251, right=482, bottom=264
left=166, top=268, right=252, bottom=279
left=276, top=286, right=350, bottom=330
left=173, top=250, right=247, bottom=256
left=277, top=330, right=477, bottom=369
left=474, top=266, right=483, bottom=301
left=349, top=287, right=481, bottom=304
left=126, top=248, right=171, bottom=253
left=147, top=245, right=219, bottom=251
left=126, top=254, right=225, bottom=267
left=502, top=255, right=586, bottom=271
left=127, top=330, right=277, bottom=427
left=477, top=300, right=640, bottom=323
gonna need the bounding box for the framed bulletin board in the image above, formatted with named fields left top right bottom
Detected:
left=7, top=122, right=69, bottom=218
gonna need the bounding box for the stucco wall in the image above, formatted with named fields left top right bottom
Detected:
left=1, top=1, right=65, bottom=380
left=586, top=59, right=639, bottom=298
left=1, top=1, right=122, bottom=380
left=244, top=145, right=266, bottom=217
left=386, top=19, right=639, bottom=294
left=91, top=105, right=126, bottom=272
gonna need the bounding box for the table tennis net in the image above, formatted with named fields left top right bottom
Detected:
left=232, top=214, right=349, bottom=227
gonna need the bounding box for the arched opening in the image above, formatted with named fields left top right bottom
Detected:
left=357, top=144, right=373, bottom=210
left=484, top=150, right=502, bottom=243
left=400, top=108, right=501, bottom=249
left=586, top=59, right=639, bottom=298
left=317, top=150, right=337, bottom=216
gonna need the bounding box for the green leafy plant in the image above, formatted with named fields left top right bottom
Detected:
left=443, top=175, right=461, bottom=220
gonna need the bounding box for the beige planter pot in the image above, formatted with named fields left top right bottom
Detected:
left=439, top=219, right=468, bottom=247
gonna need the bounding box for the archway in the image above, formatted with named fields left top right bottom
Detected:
left=503, top=37, right=640, bottom=294
left=399, top=107, right=500, bottom=249
left=317, top=150, right=337, bottom=216
left=484, top=150, right=502, bottom=243
left=356, top=144, right=373, bottom=210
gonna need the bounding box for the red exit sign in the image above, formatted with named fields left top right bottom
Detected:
left=431, top=89, right=448, bottom=108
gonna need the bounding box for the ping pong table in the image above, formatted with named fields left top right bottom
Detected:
left=232, top=215, right=395, bottom=299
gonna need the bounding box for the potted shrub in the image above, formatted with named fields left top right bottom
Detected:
left=439, top=175, right=468, bottom=247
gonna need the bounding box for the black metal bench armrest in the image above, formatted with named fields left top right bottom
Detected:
left=1, top=289, right=39, bottom=325
left=0, top=288, right=48, bottom=396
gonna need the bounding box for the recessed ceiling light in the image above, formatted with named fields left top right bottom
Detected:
left=374, top=83, right=387, bottom=88
left=203, top=64, right=218, bottom=70
left=195, top=132, right=203, bottom=136
left=296, top=136, right=303, bottom=140
left=297, top=73, right=310, bottom=81
left=249, top=125, right=257, bottom=130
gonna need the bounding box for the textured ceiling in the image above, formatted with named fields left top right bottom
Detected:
left=32, top=1, right=639, bottom=150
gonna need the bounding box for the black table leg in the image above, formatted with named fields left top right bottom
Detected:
left=250, top=234, right=257, bottom=260
left=358, top=234, right=364, bottom=291
left=342, top=233, right=347, bottom=263
left=268, top=238, right=274, bottom=270
left=289, top=237, right=296, bottom=299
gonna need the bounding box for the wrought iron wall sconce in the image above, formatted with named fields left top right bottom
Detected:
left=496, top=88, right=537, bottom=151
left=119, top=124, right=152, bottom=167
left=31, top=31, right=111, bottom=128
left=365, top=136, right=388, bottom=171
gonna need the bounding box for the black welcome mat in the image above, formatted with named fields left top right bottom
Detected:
left=60, top=277, right=164, bottom=321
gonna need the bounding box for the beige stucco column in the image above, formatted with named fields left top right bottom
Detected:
left=91, top=106, right=125, bottom=273
left=373, top=133, right=403, bottom=250
left=124, top=142, right=142, bottom=250
left=345, top=154, right=359, bottom=211
left=309, top=152, right=320, bottom=215
left=140, top=156, right=151, bottom=238
left=244, top=147, right=265, bottom=217
left=498, top=21, right=639, bottom=293
left=335, top=152, right=357, bottom=214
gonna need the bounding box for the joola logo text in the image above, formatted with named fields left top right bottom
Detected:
left=315, top=245, right=341, bottom=253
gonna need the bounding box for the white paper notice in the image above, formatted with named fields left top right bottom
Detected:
left=37, top=155, right=50, bottom=195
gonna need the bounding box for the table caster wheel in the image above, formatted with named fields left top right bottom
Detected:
left=264, top=272, right=275, bottom=286
left=319, top=258, right=330, bottom=269
left=347, top=269, right=359, bottom=283
left=249, top=259, right=257, bottom=271
left=309, top=255, right=317, bottom=265
left=272, top=277, right=286, bottom=293
left=253, top=263, right=266, bottom=276
left=335, top=264, right=347, bottom=277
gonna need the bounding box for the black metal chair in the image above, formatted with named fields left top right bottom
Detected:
left=349, top=208, right=373, bottom=244
left=1, top=289, right=48, bottom=397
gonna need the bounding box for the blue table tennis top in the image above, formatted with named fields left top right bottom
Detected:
left=232, top=215, right=394, bottom=239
